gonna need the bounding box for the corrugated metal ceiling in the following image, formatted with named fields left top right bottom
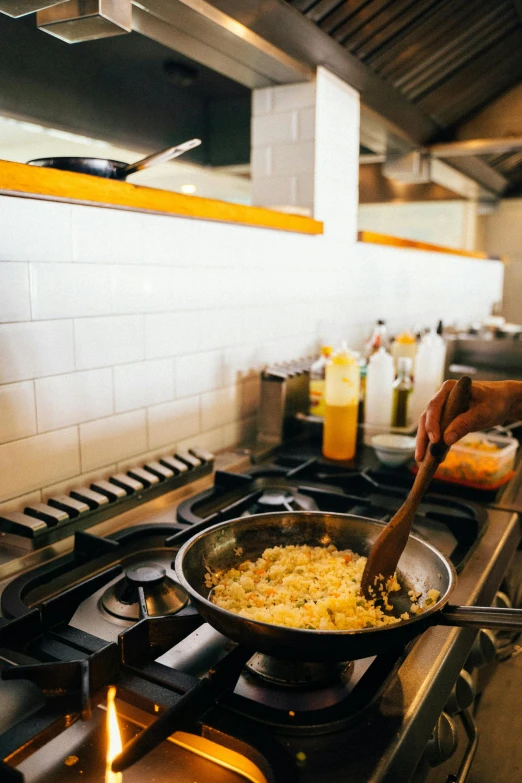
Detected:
left=286, top=0, right=522, bottom=189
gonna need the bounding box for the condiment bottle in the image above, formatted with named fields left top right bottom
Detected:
left=365, top=348, right=394, bottom=428
left=410, top=330, right=446, bottom=424
left=391, top=331, right=417, bottom=373
left=322, top=347, right=360, bottom=461
left=309, top=346, right=333, bottom=417
left=357, top=358, right=367, bottom=426
left=365, top=319, right=390, bottom=359
left=392, top=357, right=413, bottom=427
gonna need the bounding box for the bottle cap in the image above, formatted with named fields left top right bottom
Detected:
left=332, top=347, right=357, bottom=366
left=320, top=345, right=333, bottom=357
left=396, top=332, right=416, bottom=344
left=369, top=346, right=392, bottom=363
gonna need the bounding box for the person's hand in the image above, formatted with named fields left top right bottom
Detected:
left=415, top=380, right=521, bottom=462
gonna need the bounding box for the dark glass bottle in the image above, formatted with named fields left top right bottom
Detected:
left=392, top=357, right=413, bottom=428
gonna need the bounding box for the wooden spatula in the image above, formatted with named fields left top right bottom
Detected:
left=361, top=376, right=472, bottom=598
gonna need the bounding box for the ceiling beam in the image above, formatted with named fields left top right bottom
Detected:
left=430, top=138, right=522, bottom=158
left=443, top=157, right=508, bottom=197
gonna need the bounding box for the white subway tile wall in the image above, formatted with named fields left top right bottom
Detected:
left=0, top=191, right=503, bottom=508
left=30, top=262, right=113, bottom=319
left=0, top=320, right=75, bottom=384
left=114, top=358, right=174, bottom=413
left=35, top=368, right=113, bottom=432
left=0, top=69, right=504, bottom=509
left=79, top=409, right=147, bottom=473
left=0, top=262, right=31, bottom=322
left=75, top=315, right=145, bottom=369
left=148, top=396, right=200, bottom=450
left=0, top=426, right=80, bottom=502
left=0, top=381, right=37, bottom=444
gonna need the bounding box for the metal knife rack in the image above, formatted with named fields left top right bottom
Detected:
left=256, top=359, right=313, bottom=447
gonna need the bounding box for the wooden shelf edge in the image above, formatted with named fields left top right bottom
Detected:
left=357, top=230, right=500, bottom=261
left=0, top=160, right=324, bottom=236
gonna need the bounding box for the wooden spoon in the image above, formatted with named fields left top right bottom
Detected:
left=360, top=376, right=472, bottom=598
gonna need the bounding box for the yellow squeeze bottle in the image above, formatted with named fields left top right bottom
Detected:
left=322, top=347, right=360, bottom=461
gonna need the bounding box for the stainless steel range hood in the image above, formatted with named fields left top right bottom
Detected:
left=0, top=0, right=63, bottom=17
left=37, top=0, right=131, bottom=42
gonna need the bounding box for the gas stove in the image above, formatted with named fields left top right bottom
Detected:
left=0, top=443, right=520, bottom=783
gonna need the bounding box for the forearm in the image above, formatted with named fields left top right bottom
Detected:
left=505, top=381, right=522, bottom=421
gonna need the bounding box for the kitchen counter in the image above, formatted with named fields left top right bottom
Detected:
left=0, top=442, right=519, bottom=783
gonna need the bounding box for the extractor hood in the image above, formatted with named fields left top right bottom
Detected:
left=37, top=0, right=131, bottom=42
left=0, top=0, right=63, bottom=17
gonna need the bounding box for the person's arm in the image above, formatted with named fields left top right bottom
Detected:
left=415, top=380, right=522, bottom=462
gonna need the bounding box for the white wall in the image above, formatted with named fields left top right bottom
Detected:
left=479, top=199, right=522, bottom=323
left=0, top=193, right=503, bottom=509
left=358, top=200, right=478, bottom=251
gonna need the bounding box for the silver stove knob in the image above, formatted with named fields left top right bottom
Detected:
left=445, top=670, right=475, bottom=715
left=425, top=712, right=459, bottom=767
left=467, top=629, right=497, bottom=670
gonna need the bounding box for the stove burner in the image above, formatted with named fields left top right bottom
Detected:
left=245, top=488, right=318, bottom=516
left=246, top=653, right=353, bottom=688
left=100, top=561, right=188, bottom=622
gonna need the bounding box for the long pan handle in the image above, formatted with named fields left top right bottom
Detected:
left=120, top=138, right=202, bottom=178
left=441, top=604, right=522, bottom=631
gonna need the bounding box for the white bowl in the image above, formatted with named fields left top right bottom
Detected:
left=371, top=434, right=417, bottom=467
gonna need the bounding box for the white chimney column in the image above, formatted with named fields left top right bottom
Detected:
left=251, top=66, right=360, bottom=241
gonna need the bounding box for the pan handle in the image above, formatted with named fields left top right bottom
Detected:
left=120, top=138, right=202, bottom=178
left=440, top=604, right=522, bottom=631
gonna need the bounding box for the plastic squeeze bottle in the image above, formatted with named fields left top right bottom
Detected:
left=391, top=332, right=417, bottom=373
left=365, top=319, right=390, bottom=359
left=364, top=347, right=394, bottom=428
left=409, top=330, right=446, bottom=424
left=322, top=347, right=360, bottom=461
left=309, top=346, right=333, bottom=416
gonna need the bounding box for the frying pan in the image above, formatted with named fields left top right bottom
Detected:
left=112, top=511, right=522, bottom=773
left=175, top=511, right=522, bottom=662
left=27, top=137, right=201, bottom=180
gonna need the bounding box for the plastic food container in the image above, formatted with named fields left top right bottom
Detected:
left=432, top=432, right=519, bottom=490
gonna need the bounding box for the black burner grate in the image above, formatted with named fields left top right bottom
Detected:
left=176, top=456, right=487, bottom=572
left=0, top=523, right=406, bottom=781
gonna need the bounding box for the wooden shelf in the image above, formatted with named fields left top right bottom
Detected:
left=357, top=230, right=498, bottom=260
left=0, top=159, right=323, bottom=236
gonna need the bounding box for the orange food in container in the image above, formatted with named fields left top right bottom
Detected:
left=432, top=432, right=519, bottom=490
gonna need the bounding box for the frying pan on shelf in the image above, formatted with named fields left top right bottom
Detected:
left=27, top=137, right=201, bottom=180
left=175, top=511, right=522, bottom=662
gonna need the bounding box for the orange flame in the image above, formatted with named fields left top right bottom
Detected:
left=106, top=686, right=122, bottom=783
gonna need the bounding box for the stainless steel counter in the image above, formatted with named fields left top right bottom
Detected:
left=0, top=446, right=520, bottom=783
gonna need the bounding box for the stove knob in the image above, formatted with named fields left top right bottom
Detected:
left=467, top=629, right=497, bottom=670
left=425, top=712, right=459, bottom=767
left=445, top=670, right=475, bottom=715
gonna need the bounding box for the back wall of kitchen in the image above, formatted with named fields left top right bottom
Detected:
left=0, top=68, right=504, bottom=511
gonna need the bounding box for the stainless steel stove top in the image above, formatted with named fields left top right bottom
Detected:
left=0, top=446, right=520, bottom=783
